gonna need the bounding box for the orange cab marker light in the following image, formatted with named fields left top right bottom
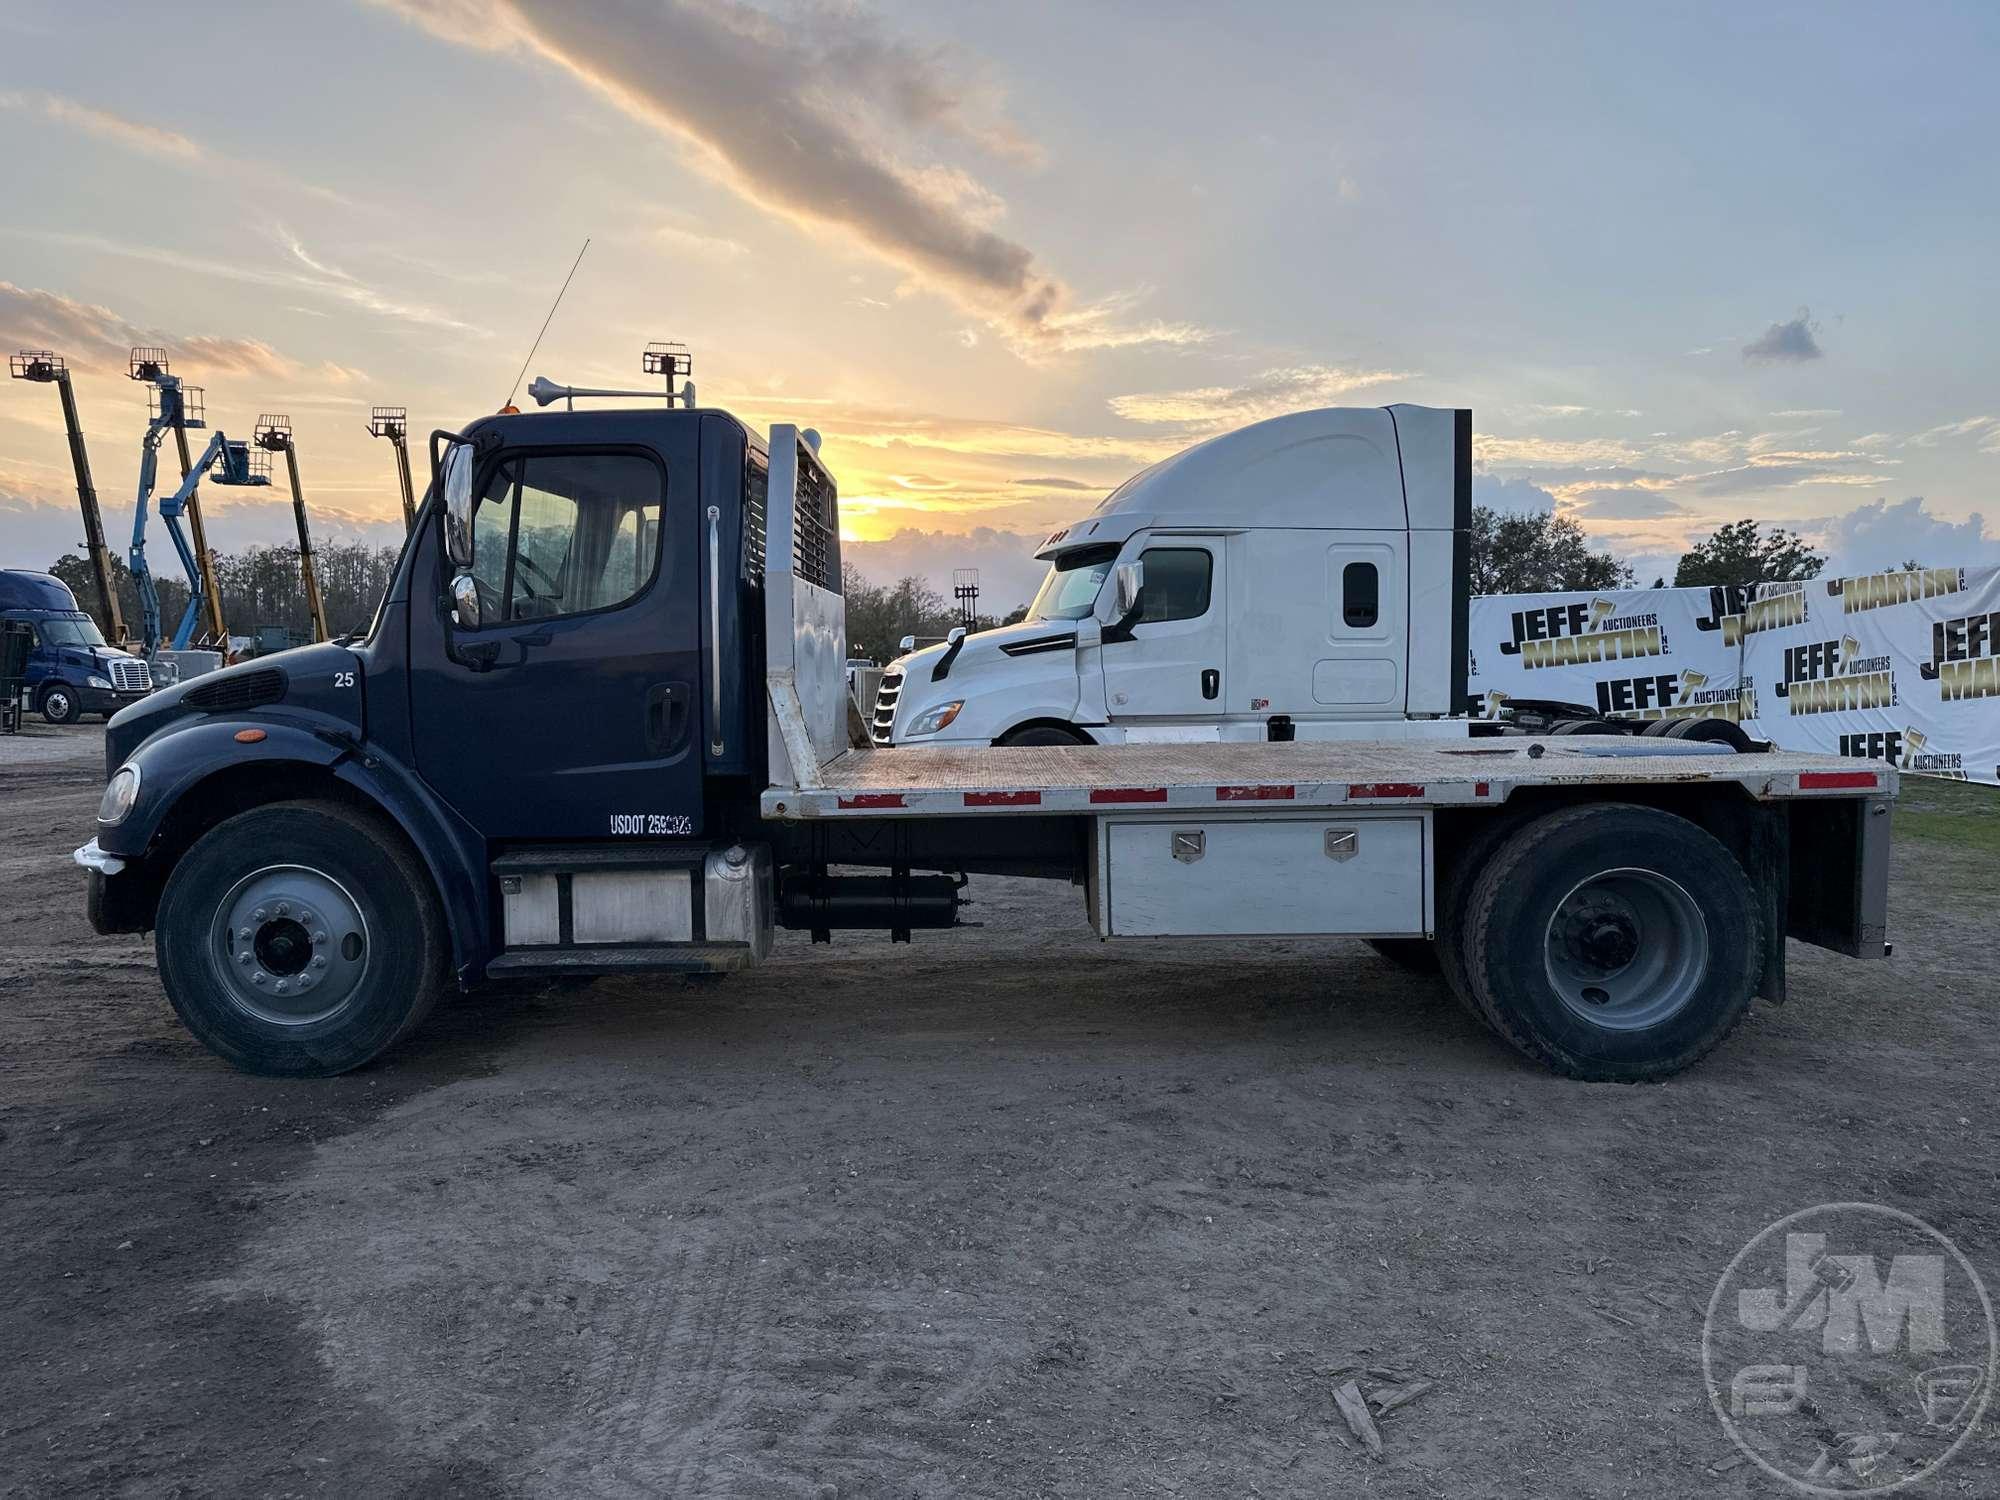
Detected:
left=234, top=728, right=267, bottom=744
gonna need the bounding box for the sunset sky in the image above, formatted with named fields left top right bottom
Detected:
left=4, top=0, right=1998, bottom=609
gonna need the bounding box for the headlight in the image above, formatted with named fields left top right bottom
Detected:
left=906, top=700, right=964, bottom=737
left=98, top=764, right=141, bottom=825
left=87, top=675, right=112, bottom=690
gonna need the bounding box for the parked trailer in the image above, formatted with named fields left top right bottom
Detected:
left=76, top=400, right=1892, bottom=1083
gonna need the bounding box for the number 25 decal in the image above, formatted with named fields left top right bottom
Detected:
left=333, top=671, right=355, bottom=688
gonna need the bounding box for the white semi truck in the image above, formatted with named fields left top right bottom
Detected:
left=871, top=404, right=1724, bottom=750
left=79, top=391, right=1894, bottom=1084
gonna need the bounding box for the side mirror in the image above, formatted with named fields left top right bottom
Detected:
left=440, top=442, right=475, bottom=570
left=449, top=573, right=481, bottom=631
left=1110, top=560, right=1144, bottom=621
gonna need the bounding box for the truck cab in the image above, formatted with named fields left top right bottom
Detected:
left=873, top=405, right=1471, bottom=747
left=0, top=569, right=154, bottom=723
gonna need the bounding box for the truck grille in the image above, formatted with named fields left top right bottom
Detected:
left=108, top=659, right=151, bottom=693
left=871, top=669, right=903, bottom=745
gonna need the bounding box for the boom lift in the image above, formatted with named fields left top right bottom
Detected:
left=8, top=350, right=125, bottom=644
left=127, top=351, right=269, bottom=658
left=367, top=405, right=418, bottom=532
left=253, top=415, right=330, bottom=643
left=130, top=351, right=229, bottom=647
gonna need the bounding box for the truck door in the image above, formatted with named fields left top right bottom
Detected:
left=409, top=440, right=705, bottom=839
left=1313, top=538, right=1407, bottom=711
left=1100, top=536, right=1227, bottom=721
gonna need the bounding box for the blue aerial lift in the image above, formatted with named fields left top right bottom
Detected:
left=126, top=349, right=269, bottom=657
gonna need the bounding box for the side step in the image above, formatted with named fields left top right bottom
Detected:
left=485, top=943, right=761, bottom=978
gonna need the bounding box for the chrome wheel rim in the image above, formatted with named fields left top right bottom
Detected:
left=207, top=864, right=371, bottom=1026
left=45, top=690, right=71, bottom=718
left=1543, top=867, right=1708, bottom=1030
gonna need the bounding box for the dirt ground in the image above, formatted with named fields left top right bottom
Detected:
left=3, top=719, right=1998, bottom=1499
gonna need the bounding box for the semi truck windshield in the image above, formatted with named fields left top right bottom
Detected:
left=38, top=617, right=107, bottom=648
left=1028, top=544, right=1118, bottom=621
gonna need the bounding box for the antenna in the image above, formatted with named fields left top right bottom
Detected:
left=502, top=238, right=590, bottom=412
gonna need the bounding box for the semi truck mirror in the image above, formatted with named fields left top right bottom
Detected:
left=449, top=573, right=482, bottom=631
left=440, top=443, right=475, bottom=570
left=1111, top=560, right=1144, bottom=620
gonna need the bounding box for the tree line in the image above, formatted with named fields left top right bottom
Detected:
left=48, top=541, right=403, bottom=645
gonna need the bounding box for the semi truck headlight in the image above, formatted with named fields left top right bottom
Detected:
left=98, top=765, right=141, bottom=825
left=87, top=675, right=112, bottom=690
left=907, top=700, right=964, bottom=737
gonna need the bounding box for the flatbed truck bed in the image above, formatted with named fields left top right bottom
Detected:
left=763, top=740, right=1893, bottom=819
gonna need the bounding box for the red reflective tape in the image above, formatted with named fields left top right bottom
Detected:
left=1799, top=770, right=1879, bottom=790
left=1474, top=781, right=1490, bottom=798
left=1216, top=784, right=1295, bottom=801
left=1089, top=787, right=1169, bottom=804
left=964, top=789, right=1042, bottom=807
left=837, top=793, right=906, bottom=809
left=1349, top=782, right=1425, bottom=799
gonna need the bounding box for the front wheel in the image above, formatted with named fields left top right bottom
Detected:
left=155, top=801, right=447, bottom=1076
left=996, top=724, right=1089, bottom=747
left=40, top=685, right=80, bottom=724
left=1460, top=804, right=1762, bottom=1081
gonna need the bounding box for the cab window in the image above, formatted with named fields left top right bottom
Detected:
left=466, top=453, right=664, bottom=625
left=1136, top=547, right=1212, bottom=624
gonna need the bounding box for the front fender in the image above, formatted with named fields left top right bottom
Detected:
left=99, top=714, right=491, bottom=978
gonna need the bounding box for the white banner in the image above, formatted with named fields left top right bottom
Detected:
left=1466, top=584, right=1752, bottom=723
left=1740, top=566, right=2000, bottom=785
left=1468, top=568, right=2000, bottom=786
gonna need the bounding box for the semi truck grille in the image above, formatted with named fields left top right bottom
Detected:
left=108, top=659, right=151, bottom=693
left=871, top=670, right=903, bottom=745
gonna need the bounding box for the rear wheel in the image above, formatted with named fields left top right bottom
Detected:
left=155, top=800, right=447, bottom=1076
left=1461, top=804, right=1761, bottom=1081
left=40, top=685, right=80, bottom=724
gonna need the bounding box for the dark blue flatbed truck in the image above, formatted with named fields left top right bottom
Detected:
left=75, top=399, right=1893, bottom=1082
left=0, top=570, right=155, bottom=723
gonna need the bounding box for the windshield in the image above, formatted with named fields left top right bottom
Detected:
left=39, top=616, right=106, bottom=648
left=1028, top=544, right=1118, bottom=621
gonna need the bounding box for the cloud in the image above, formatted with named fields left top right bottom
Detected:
left=842, top=525, right=1049, bottom=612
left=1012, top=476, right=1096, bottom=490
left=1686, top=456, right=1888, bottom=496
left=1471, top=475, right=1557, bottom=516
left=1742, top=307, right=1824, bottom=363
left=8, top=230, right=484, bottom=336
left=0, top=280, right=303, bottom=381
left=0, top=90, right=362, bottom=209
left=0, top=90, right=205, bottom=162
left=1565, top=487, right=1688, bottom=520
left=369, top=0, right=1199, bottom=353
left=650, top=223, right=752, bottom=260
left=1818, top=498, right=2000, bottom=575
left=1107, top=364, right=1411, bottom=426
left=1905, top=414, right=2000, bottom=451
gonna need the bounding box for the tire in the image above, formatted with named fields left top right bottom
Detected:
left=155, top=800, right=447, bottom=1076
left=1663, top=716, right=1755, bottom=753
left=1435, top=811, right=1539, bottom=1034
left=40, top=685, right=80, bottom=724
left=1461, top=803, right=1762, bottom=1081
left=1550, top=718, right=1624, bottom=736
left=996, top=724, right=1089, bottom=747
left=1365, top=937, right=1442, bottom=974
